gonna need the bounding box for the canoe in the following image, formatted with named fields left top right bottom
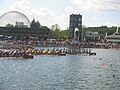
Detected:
left=22, top=55, right=34, bottom=59
left=0, top=54, right=34, bottom=59
left=89, top=52, right=96, bottom=55
left=58, top=53, right=66, bottom=56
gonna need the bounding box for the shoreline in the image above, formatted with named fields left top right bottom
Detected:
left=0, top=40, right=120, bottom=50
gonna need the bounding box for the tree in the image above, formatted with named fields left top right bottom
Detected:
left=30, top=18, right=41, bottom=28
left=58, top=29, right=70, bottom=39
left=6, top=23, right=13, bottom=27
left=82, top=25, right=87, bottom=28
left=50, top=24, right=70, bottom=39
left=51, top=24, right=61, bottom=31
left=36, top=20, right=41, bottom=27
left=50, top=24, right=61, bottom=39
left=82, top=26, right=117, bottom=36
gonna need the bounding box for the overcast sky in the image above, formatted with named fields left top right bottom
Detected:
left=0, top=0, right=120, bottom=29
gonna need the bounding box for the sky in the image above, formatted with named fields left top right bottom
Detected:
left=0, top=0, right=120, bottom=29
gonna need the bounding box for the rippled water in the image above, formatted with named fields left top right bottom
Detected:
left=0, top=48, right=120, bottom=90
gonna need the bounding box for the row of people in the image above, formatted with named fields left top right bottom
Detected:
left=0, top=48, right=92, bottom=57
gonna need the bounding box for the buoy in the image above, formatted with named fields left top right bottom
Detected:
left=110, top=63, right=112, bottom=67
left=102, top=64, right=104, bottom=67
left=113, top=74, right=115, bottom=77
left=99, top=57, right=102, bottom=60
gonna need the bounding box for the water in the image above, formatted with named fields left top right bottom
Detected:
left=0, top=48, right=120, bottom=90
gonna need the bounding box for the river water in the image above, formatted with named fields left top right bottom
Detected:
left=0, top=48, right=120, bottom=90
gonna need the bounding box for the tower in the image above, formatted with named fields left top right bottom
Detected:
left=69, top=14, right=83, bottom=42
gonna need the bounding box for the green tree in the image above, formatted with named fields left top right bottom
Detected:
left=58, top=29, right=70, bottom=39
left=50, top=24, right=70, bottom=39
left=82, top=26, right=117, bottom=36
left=51, top=24, right=61, bottom=31
left=50, top=24, right=61, bottom=39
left=36, top=20, right=41, bottom=27
left=30, top=18, right=41, bottom=28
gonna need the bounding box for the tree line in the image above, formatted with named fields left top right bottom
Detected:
left=83, top=25, right=118, bottom=36
left=30, top=18, right=118, bottom=39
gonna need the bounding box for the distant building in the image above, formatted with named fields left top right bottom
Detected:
left=15, top=22, right=28, bottom=28
left=69, top=14, right=83, bottom=42
left=84, top=31, right=100, bottom=41
left=0, top=26, right=51, bottom=40
left=106, top=27, right=120, bottom=42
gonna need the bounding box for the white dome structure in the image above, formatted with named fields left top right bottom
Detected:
left=0, top=11, right=30, bottom=27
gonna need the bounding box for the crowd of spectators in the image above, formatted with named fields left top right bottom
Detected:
left=1, top=39, right=120, bottom=49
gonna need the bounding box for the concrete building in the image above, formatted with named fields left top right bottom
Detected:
left=69, top=14, right=83, bottom=42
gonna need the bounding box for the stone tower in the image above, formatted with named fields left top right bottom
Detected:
left=69, top=14, right=83, bottom=42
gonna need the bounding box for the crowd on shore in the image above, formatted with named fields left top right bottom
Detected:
left=0, top=39, right=119, bottom=58
left=0, top=39, right=120, bottom=49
